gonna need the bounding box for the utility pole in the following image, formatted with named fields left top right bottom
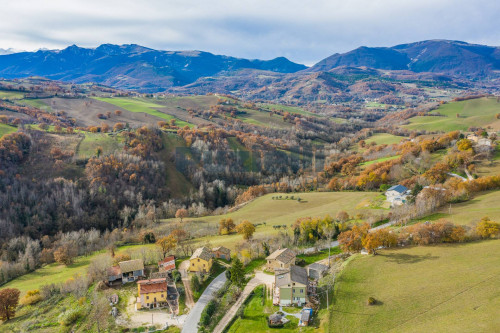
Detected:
left=326, top=284, right=329, bottom=310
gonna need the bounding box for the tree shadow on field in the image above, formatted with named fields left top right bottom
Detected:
left=380, top=252, right=439, bottom=264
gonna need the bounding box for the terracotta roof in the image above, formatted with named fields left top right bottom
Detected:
left=118, top=259, right=144, bottom=273
left=158, top=255, right=176, bottom=271
left=107, top=265, right=121, bottom=276
left=266, top=248, right=296, bottom=264
left=212, top=246, right=231, bottom=254
left=190, top=247, right=213, bottom=262
left=275, top=265, right=308, bottom=288
left=137, top=279, right=167, bottom=294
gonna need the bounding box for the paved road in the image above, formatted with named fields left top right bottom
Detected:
left=213, top=272, right=274, bottom=333
left=181, top=271, right=227, bottom=333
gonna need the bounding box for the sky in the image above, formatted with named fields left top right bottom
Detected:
left=0, top=0, right=498, bottom=65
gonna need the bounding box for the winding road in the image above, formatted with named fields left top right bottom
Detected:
left=181, top=271, right=227, bottom=333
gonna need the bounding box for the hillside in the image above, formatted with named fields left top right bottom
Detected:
left=403, top=96, right=500, bottom=131
left=330, top=240, right=500, bottom=332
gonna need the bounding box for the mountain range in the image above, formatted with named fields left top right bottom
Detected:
left=0, top=40, right=498, bottom=93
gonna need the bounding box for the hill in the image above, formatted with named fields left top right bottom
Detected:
left=0, top=44, right=306, bottom=92
left=403, top=96, right=500, bottom=131
left=329, top=240, right=500, bottom=332
left=167, top=191, right=384, bottom=249
left=309, top=40, right=500, bottom=78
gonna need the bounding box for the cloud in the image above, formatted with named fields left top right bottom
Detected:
left=0, top=0, right=498, bottom=64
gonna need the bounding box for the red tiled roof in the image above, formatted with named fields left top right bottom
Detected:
left=159, top=255, right=175, bottom=265
left=158, top=255, right=176, bottom=271
left=138, top=279, right=167, bottom=294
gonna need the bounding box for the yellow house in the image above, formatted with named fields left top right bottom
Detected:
left=189, top=247, right=213, bottom=273
left=136, top=278, right=168, bottom=310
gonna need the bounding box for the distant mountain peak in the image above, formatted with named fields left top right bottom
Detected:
left=0, top=43, right=306, bottom=92
left=308, top=40, right=500, bottom=77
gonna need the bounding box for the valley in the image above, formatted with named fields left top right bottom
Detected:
left=0, top=39, right=499, bottom=333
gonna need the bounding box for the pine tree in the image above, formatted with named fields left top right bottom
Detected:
left=230, top=258, right=245, bottom=288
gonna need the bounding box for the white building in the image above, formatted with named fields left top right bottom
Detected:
left=385, top=184, right=409, bottom=206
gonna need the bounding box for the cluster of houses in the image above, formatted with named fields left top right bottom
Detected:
left=266, top=248, right=327, bottom=309
left=265, top=248, right=328, bottom=327
left=105, top=246, right=232, bottom=311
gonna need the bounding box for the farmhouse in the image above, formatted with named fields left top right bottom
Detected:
left=158, top=255, right=176, bottom=272
left=107, top=265, right=123, bottom=285
left=119, top=259, right=144, bottom=284
left=189, top=247, right=213, bottom=273
left=385, top=184, right=409, bottom=206
left=274, top=265, right=309, bottom=306
left=212, top=246, right=231, bottom=260
left=266, top=248, right=296, bottom=272
left=136, top=278, right=168, bottom=310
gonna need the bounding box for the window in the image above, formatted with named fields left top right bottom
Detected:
left=161, top=294, right=164, bottom=298
left=300, top=289, right=303, bottom=293
left=198, top=259, right=200, bottom=262
left=203, top=264, right=206, bottom=267
left=192, top=263, right=194, bottom=266
left=146, top=296, right=149, bottom=300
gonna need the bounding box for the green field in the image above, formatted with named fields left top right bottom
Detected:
left=77, top=133, right=123, bottom=158
left=0, top=90, right=24, bottom=100
left=413, top=190, right=500, bottom=225
left=0, top=123, right=17, bottom=137
left=365, top=133, right=406, bottom=145
left=227, top=286, right=315, bottom=333
left=360, top=155, right=400, bottom=167
left=330, top=240, right=500, bottom=332
left=403, top=97, right=500, bottom=132
left=93, top=97, right=194, bottom=128
left=1, top=255, right=95, bottom=295
left=20, top=98, right=52, bottom=112
left=365, top=102, right=388, bottom=109
left=167, top=191, right=383, bottom=250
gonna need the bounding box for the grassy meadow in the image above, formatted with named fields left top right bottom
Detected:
left=76, top=133, right=124, bottom=158
left=360, top=155, right=400, bottom=167
left=167, top=191, right=384, bottom=250
left=0, top=123, right=17, bottom=137
left=93, top=97, right=194, bottom=128
left=413, top=190, right=500, bottom=225
left=329, top=240, right=500, bottom=332
left=0, top=90, right=24, bottom=100
left=364, top=133, right=406, bottom=146
left=403, top=97, right=500, bottom=132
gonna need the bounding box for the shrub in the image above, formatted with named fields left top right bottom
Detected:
left=200, top=299, right=218, bottom=326
left=59, top=308, right=84, bottom=326
left=367, top=297, right=377, bottom=305
left=20, top=289, right=42, bottom=306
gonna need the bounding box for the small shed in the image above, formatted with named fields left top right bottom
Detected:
left=299, top=307, right=313, bottom=326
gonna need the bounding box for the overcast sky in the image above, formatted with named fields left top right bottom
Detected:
left=0, top=0, right=498, bottom=65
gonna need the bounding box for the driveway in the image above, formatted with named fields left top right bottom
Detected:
left=116, top=295, right=187, bottom=329
left=213, top=271, right=274, bottom=333
left=179, top=260, right=195, bottom=309
left=181, top=271, right=227, bottom=333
